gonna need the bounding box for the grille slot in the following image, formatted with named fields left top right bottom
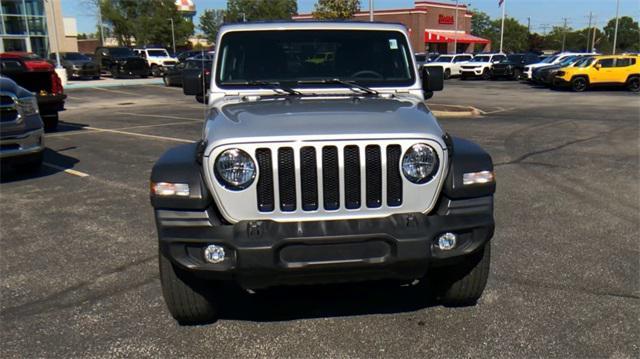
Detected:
left=322, top=146, right=340, bottom=210
left=0, top=95, right=17, bottom=123
left=365, top=145, right=382, bottom=208
left=255, top=148, right=274, bottom=212
left=253, top=143, right=412, bottom=215
left=300, top=146, right=318, bottom=211
left=343, top=145, right=361, bottom=209
left=386, top=145, right=403, bottom=207
left=278, top=147, right=296, bottom=212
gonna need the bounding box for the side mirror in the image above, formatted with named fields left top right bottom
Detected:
left=421, top=66, right=444, bottom=99
left=594, top=63, right=601, bottom=70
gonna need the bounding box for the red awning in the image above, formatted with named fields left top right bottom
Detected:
left=424, top=31, right=490, bottom=44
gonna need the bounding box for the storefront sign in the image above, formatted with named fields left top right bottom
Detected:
left=438, top=14, right=454, bottom=25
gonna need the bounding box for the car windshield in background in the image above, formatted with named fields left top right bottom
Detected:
left=63, top=53, right=90, bottom=60
left=471, top=56, right=490, bottom=62
left=148, top=50, right=169, bottom=57
left=507, top=55, right=523, bottom=62
left=217, top=30, right=415, bottom=88
left=110, top=48, right=135, bottom=57
left=186, top=60, right=212, bottom=69
left=434, top=56, right=453, bottom=63
left=541, top=55, right=558, bottom=63
left=575, top=57, right=595, bottom=67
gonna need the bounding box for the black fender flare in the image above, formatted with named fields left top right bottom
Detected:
left=443, top=136, right=495, bottom=199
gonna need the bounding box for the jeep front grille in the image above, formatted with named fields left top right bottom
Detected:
left=255, top=144, right=405, bottom=213
left=206, top=139, right=446, bottom=223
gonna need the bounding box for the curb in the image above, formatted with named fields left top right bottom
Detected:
left=429, top=103, right=484, bottom=118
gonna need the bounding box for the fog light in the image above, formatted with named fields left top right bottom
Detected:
left=204, top=245, right=225, bottom=263
left=438, top=232, right=457, bottom=250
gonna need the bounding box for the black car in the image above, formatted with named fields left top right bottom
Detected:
left=491, top=53, right=541, bottom=80
left=49, top=52, right=100, bottom=79
left=163, top=58, right=213, bottom=87
left=94, top=47, right=149, bottom=78
left=176, top=50, right=205, bottom=63
left=531, top=56, right=587, bottom=85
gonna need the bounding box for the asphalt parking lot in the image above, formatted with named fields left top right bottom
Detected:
left=1, top=80, right=638, bottom=358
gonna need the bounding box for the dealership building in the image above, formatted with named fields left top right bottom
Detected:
left=293, top=0, right=491, bottom=54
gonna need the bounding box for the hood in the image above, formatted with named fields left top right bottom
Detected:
left=203, top=96, right=445, bottom=154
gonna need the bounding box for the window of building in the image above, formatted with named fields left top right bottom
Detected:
left=2, top=37, right=28, bottom=51
left=29, top=36, right=47, bottom=57
left=24, top=0, right=45, bottom=16
left=27, top=16, right=46, bottom=35
left=1, top=0, right=25, bottom=15
left=2, top=15, right=27, bottom=34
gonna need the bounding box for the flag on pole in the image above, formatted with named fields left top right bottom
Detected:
left=499, top=0, right=504, bottom=6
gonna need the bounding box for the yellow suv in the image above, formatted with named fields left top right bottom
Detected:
left=553, top=55, right=640, bottom=92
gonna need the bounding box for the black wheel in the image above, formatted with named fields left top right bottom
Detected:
left=43, top=113, right=59, bottom=132
left=481, top=69, right=491, bottom=80
left=151, top=64, right=161, bottom=77
left=163, top=75, right=171, bottom=87
left=16, top=151, right=43, bottom=173
left=627, top=76, right=640, bottom=92
left=444, top=69, right=451, bottom=80
left=159, top=250, right=219, bottom=325
left=571, top=77, right=588, bottom=92
left=111, top=66, right=120, bottom=79
left=433, top=242, right=491, bottom=306
left=92, top=75, right=100, bottom=80
left=512, top=69, right=522, bottom=80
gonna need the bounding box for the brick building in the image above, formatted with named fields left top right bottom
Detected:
left=293, top=0, right=490, bottom=54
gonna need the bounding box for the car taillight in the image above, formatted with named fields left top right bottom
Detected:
left=51, top=71, right=64, bottom=95
left=204, top=69, right=211, bottom=76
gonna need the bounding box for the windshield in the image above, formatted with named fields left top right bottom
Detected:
left=575, top=57, right=595, bottom=67
left=217, top=30, right=415, bottom=88
left=507, top=55, right=523, bottom=62
left=558, top=57, right=576, bottom=66
left=148, top=49, right=169, bottom=57
left=63, top=52, right=90, bottom=60
left=470, top=56, right=490, bottom=62
left=540, top=55, right=558, bottom=64
left=110, top=48, right=135, bottom=57
left=433, top=56, right=453, bottom=63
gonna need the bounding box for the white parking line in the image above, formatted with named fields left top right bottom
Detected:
left=90, top=87, right=139, bottom=96
left=114, top=112, right=204, bottom=121
left=42, top=162, right=90, bottom=177
left=85, top=126, right=194, bottom=143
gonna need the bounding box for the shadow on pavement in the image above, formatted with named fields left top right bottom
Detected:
left=1, top=148, right=80, bottom=184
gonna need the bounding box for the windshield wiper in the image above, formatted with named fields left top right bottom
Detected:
left=297, top=79, right=379, bottom=96
left=223, top=80, right=302, bottom=96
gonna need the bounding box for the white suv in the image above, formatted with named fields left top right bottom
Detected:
left=134, top=48, right=178, bottom=77
left=460, top=53, right=506, bottom=80
left=423, top=53, right=473, bottom=79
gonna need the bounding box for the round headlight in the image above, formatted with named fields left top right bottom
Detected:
left=402, top=144, right=439, bottom=184
left=214, top=149, right=256, bottom=190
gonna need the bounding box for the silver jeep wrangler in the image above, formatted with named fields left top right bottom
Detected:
left=150, top=22, right=495, bottom=324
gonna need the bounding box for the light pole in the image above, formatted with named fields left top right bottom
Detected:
left=45, top=0, right=66, bottom=84
left=369, top=0, right=374, bottom=22
left=169, top=18, right=176, bottom=55
left=98, top=0, right=105, bottom=45
left=612, top=0, right=620, bottom=54
left=453, top=0, right=459, bottom=54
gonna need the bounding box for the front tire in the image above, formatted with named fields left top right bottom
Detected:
left=512, top=69, right=522, bottom=80
left=627, top=76, right=640, bottom=92
left=434, top=242, right=491, bottom=306
left=159, top=250, right=219, bottom=325
left=444, top=69, right=451, bottom=80
left=571, top=76, right=588, bottom=92
left=163, top=75, right=171, bottom=87
left=151, top=64, right=161, bottom=77
left=481, top=69, right=491, bottom=80
left=42, top=113, right=59, bottom=132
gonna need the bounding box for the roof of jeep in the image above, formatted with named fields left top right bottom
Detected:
left=219, top=21, right=408, bottom=33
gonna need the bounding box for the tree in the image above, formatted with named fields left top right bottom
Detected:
left=312, top=0, right=360, bottom=20
left=604, top=16, right=640, bottom=53
left=199, top=9, right=225, bottom=43
left=483, top=17, right=529, bottom=53
left=225, top=0, right=297, bottom=22
left=99, top=0, right=194, bottom=47
left=471, top=9, right=491, bottom=37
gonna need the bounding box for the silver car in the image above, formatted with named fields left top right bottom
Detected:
left=0, top=76, right=45, bottom=172
left=150, top=22, right=496, bottom=324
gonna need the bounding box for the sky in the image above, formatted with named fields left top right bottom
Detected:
left=63, top=0, right=640, bottom=35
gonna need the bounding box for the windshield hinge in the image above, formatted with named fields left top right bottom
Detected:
left=394, top=89, right=410, bottom=94
left=224, top=91, right=240, bottom=97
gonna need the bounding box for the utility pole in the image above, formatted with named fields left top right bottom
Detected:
left=169, top=18, right=176, bottom=54
left=612, top=0, right=620, bottom=54
left=527, top=17, right=531, bottom=33
left=453, top=0, right=459, bottom=54
left=561, top=17, right=568, bottom=52
left=586, top=12, right=592, bottom=52
left=98, top=0, right=104, bottom=45
left=369, top=0, right=374, bottom=22
left=591, top=16, right=597, bottom=52
left=540, top=24, right=550, bottom=36
left=499, top=0, right=506, bottom=53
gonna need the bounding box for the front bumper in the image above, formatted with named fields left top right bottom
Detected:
left=0, top=128, right=44, bottom=159
left=492, top=67, right=513, bottom=77
left=68, top=68, right=100, bottom=78
left=460, top=68, right=484, bottom=76
left=156, top=197, right=494, bottom=289
left=37, top=94, right=66, bottom=114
